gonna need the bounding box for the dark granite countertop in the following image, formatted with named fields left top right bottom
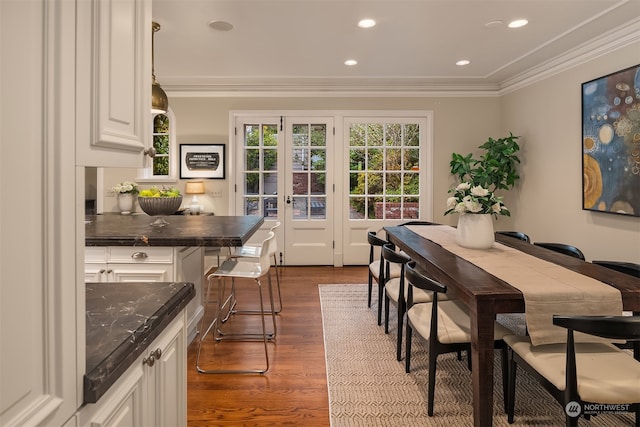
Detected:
left=85, top=213, right=263, bottom=247
left=84, top=281, right=195, bottom=404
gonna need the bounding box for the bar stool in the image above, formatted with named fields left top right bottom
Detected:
left=196, top=231, right=276, bottom=374
left=229, top=221, right=283, bottom=313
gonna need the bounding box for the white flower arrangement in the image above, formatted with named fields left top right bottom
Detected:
left=444, top=182, right=510, bottom=217
left=111, top=181, right=139, bottom=195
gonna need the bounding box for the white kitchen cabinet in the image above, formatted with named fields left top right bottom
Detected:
left=1, top=1, right=79, bottom=426
left=84, top=246, right=203, bottom=342
left=84, top=247, right=174, bottom=283
left=78, top=311, right=186, bottom=427
left=75, top=0, right=152, bottom=168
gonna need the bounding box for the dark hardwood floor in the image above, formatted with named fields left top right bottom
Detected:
left=186, top=265, right=369, bottom=426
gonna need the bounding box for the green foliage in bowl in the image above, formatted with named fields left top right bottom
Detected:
left=138, top=186, right=181, bottom=198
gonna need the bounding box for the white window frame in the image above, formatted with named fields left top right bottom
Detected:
left=137, top=107, right=178, bottom=183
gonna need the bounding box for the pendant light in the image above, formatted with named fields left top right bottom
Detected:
left=151, top=21, right=169, bottom=114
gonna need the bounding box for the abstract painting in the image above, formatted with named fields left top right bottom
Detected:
left=582, top=64, right=640, bottom=217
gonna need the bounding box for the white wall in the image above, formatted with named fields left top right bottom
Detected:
left=166, top=96, right=503, bottom=223
left=501, top=42, right=640, bottom=262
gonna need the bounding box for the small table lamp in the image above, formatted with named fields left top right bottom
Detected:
left=185, top=181, right=205, bottom=214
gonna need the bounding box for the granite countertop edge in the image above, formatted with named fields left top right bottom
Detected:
left=83, top=282, right=195, bottom=404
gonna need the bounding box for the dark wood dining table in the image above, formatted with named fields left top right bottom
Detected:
left=384, top=224, right=640, bottom=427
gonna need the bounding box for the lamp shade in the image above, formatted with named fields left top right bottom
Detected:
left=185, top=181, right=205, bottom=195
left=151, top=22, right=169, bottom=114
left=151, top=82, right=169, bottom=114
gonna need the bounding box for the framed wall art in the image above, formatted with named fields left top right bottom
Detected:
left=179, top=144, right=226, bottom=179
left=582, top=64, right=640, bottom=217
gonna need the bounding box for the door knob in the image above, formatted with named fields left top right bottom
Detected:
left=286, top=196, right=291, bottom=204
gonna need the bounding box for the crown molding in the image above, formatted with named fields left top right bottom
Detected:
left=499, top=18, right=640, bottom=95
left=163, top=19, right=640, bottom=99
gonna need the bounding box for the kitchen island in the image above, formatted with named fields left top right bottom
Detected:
left=84, top=213, right=265, bottom=343
left=85, top=213, right=264, bottom=247
left=77, top=281, right=195, bottom=426
left=84, top=281, right=195, bottom=404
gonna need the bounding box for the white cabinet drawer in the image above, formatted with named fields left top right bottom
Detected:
left=108, top=247, right=173, bottom=264
left=86, top=247, right=108, bottom=263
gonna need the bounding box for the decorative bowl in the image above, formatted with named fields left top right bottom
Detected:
left=138, top=196, right=182, bottom=226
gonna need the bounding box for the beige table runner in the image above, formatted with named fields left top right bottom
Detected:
left=406, top=225, right=623, bottom=345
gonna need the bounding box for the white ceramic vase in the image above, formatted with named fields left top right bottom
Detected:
left=456, top=213, right=495, bottom=249
left=117, top=193, right=134, bottom=215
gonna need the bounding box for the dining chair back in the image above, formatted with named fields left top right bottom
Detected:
left=592, top=260, right=640, bottom=278
left=497, top=231, right=531, bottom=243
left=381, top=243, right=418, bottom=361
left=533, top=242, right=585, bottom=260
left=505, top=315, right=640, bottom=426
left=368, top=231, right=401, bottom=325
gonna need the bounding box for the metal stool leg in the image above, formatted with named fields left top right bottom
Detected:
left=196, top=276, right=273, bottom=374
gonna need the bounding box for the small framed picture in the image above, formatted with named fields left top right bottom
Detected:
left=179, top=144, right=225, bottom=179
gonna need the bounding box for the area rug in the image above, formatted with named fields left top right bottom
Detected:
left=319, top=284, right=634, bottom=427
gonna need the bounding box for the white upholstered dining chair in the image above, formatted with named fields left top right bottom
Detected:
left=404, top=262, right=512, bottom=416
left=505, top=315, right=640, bottom=426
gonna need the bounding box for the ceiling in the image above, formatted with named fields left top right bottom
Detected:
left=152, top=0, right=640, bottom=94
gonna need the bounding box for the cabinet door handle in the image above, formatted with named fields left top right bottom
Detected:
left=152, top=348, right=162, bottom=359
left=143, top=354, right=155, bottom=367
left=131, top=251, right=148, bottom=260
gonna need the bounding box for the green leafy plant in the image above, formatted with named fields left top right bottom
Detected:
left=445, top=133, right=521, bottom=217
left=449, top=133, right=521, bottom=193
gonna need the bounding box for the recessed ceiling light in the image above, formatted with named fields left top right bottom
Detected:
left=209, top=20, right=234, bottom=31
left=508, top=19, right=528, bottom=28
left=484, top=20, right=503, bottom=28
left=345, top=59, right=358, bottom=66
left=358, top=19, right=376, bottom=28
left=456, top=60, right=470, bottom=66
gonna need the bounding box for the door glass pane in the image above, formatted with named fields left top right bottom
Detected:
left=349, top=197, right=365, bottom=219
left=245, top=173, right=259, bottom=194
left=292, top=173, right=308, bottom=195
left=264, top=197, right=278, bottom=218
left=310, top=149, right=325, bottom=170
left=263, top=149, right=277, bottom=171
left=242, top=123, right=279, bottom=216
left=310, top=196, right=326, bottom=219
left=264, top=172, right=277, bottom=195
left=310, top=173, right=325, bottom=194
left=245, top=148, right=259, bottom=170
left=290, top=122, right=327, bottom=221
left=292, top=196, right=308, bottom=219
left=244, top=197, right=259, bottom=215
left=292, top=148, right=308, bottom=171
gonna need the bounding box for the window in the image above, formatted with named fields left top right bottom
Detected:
left=348, top=122, right=421, bottom=220
left=137, top=108, right=177, bottom=182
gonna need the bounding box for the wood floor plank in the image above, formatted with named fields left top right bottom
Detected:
left=187, top=266, right=369, bottom=426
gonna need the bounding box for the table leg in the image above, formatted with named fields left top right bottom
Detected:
left=471, top=303, right=496, bottom=427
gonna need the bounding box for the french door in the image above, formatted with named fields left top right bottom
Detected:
left=233, top=116, right=334, bottom=265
